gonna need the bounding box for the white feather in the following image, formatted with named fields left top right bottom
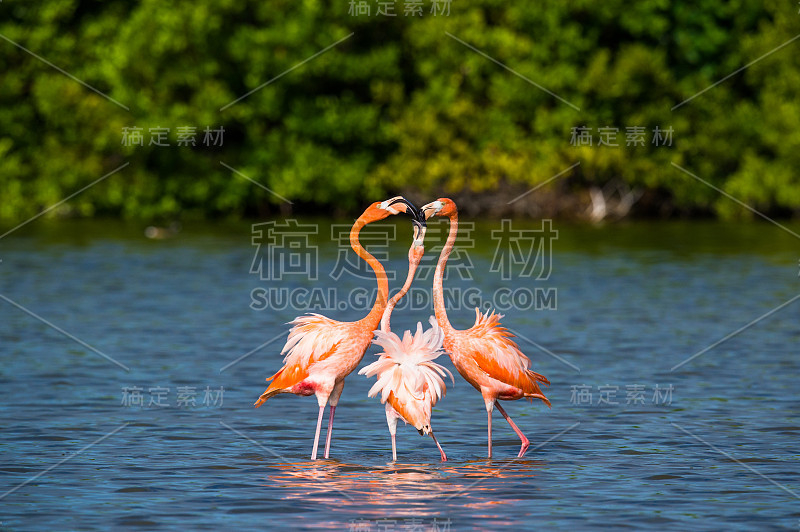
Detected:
left=363, top=318, right=452, bottom=407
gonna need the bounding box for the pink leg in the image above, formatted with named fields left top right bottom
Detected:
left=430, top=429, right=447, bottom=461
left=487, top=409, right=493, bottom=459
left=495, top=401, right=530, bottom=457
left=391, top=433, right=397, bottom=462
left=310, top=406, right=325, bottom=460
left=323, top=405, right=336, bottom=459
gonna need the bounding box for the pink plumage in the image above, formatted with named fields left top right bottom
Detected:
left=360, top=318, right=453, bottom=436
left=253, top=198, right=421, bottom=461
left=422, top=197, right=551, bottom=459
left=359, top=231, right=452, bottom=461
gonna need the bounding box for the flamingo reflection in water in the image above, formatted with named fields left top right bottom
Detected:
left=264, top=458, right=544, bottom=521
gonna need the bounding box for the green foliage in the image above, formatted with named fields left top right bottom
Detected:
left=0, top=0, right=798, bottom=221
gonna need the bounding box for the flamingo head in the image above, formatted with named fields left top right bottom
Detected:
left=421, top=198, right=457, bottom=220
left=366, top=196, right=427, bottom=242
left=364, top=196, right=419, bottom=222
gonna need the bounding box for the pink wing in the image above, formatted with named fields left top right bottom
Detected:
left=461, top=308, right=550, bottom=403
left=255, top=313, right=350, bottom=407
left=280, top=313, right=350, bottom=368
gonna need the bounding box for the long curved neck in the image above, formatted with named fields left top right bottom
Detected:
left=380, top=248, right=422, bottom=333
left=433, top=213, right=457, bottom=335
left=351, top=218, right=389, bottom=328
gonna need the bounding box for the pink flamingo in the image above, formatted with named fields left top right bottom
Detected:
left=359, top=225, right=453, bottom=462
left=421, top=198, right=551, bottom=458
left=254, top=197, right=425, bottom=460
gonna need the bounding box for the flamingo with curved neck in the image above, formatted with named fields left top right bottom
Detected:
left=422, top=198, right=550, bottom=458
left=254, top=197, right=422, bottom=460
left=379, top=225, right=425, bottom=333
left=360, top=224, right=453, bottom=461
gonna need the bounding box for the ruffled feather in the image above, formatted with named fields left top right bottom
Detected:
left=463, top=307, right=550, bottom=403
left=279, top=313, right=349, bottom=368
left=359, top=317, right=454, bottom=409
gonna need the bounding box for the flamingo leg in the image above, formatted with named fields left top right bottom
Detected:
left=495, top=401, right=530, bottom=457
left=430, top=429, right=447, bottom=462
left=323, top=380, right=344, bottom=459
left=487, top=408, right=493, bottom=459
left=323, top=405, right=336, bottom=459
left=310, top=405, right=325, bottom=460
left=386, top=405, right=399, bottom=462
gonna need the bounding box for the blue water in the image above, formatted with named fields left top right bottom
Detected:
left=1, top=219, right=799, bottom=530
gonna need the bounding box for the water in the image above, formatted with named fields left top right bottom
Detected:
left=1, top=219, right=798, bottom=530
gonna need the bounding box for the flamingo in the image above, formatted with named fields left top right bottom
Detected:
left=359, top=223, right=454, bottom=462
left=421, top=198, right=551, bottom=458
left=254, top=196, right=426, bottom=460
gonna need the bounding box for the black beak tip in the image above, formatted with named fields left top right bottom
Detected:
left=389, top=196, right=426, bottom=228
left=414, top=206, right=427, bottom=228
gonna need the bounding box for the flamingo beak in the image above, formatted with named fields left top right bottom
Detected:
left=388, top=197, right=426, bottom=247
left=420, top=200, right=443, bottom=220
